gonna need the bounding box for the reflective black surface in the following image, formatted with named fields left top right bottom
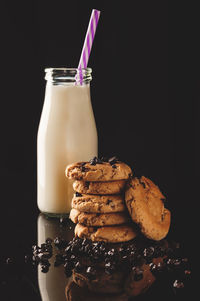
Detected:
left=0, top=173, right=194, bottom=301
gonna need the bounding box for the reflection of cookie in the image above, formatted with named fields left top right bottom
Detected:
left=66, top=161, right=132, bottom=182
left=73, top=180, right=126, bottom=195
left=72, top=194, right=126, bottom=213
left=73, top=265, right=155, bottom=297
left=70, top=209, right=130, bottom=226
left=125, top=176, right=171, bottom=241
left=73, top=269, right=125, bottom=294
left=74, top=223, right=137, bottom=243
left=72, top=258, right=164, bottom=297
left=124, top=262, right=155, bottom=296
left=65, top=280, right=129, bottom=301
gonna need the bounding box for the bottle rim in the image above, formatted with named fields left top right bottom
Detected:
left=45, top=67, right=92, bottom=73
left=44, top=67, right=92, bottom=85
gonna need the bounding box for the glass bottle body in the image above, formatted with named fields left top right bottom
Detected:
left=37, top=68, right=98, bottom=216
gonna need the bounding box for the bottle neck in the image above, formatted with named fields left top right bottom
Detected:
left=45, top=68, right=92, bottom=86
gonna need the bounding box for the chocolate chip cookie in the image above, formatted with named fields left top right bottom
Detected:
left=125, top=176, right=171, bottom=241
left=74, top=223, right=138, bottom=243
left=72, top=193, right=126, bottom=213
left=66, top=158, right=132, bottom=182
left=73, top=180, right=126, bottom=195
left=70, top=209, right=130, bottom=226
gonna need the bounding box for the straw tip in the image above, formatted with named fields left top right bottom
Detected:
left=92, top=8, right=101, bottom=15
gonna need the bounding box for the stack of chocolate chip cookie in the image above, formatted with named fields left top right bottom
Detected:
left=66, top=156, right=138, bottom=243
left=64, top=157, right=177, bottom=298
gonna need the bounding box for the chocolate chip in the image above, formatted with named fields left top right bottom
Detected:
left=64, top=264, right=73, bottom=277
left=89, top=157, right=97, bottom=165
left=82, top=238, right=90, bottom=246
left=105, top=262, right=116, bottom=274
left=132, top=266, right=143, bottom=281
left=106, top=199, right=112, bottom=205
left=108, top=156, right=119, bottom=165
left=89, top=157, right=103, bottom=165
left=45, top=238, right=53, bottom=244
left=54, top=237, right=68, bottom=249
left=150, top=262, right=166, bottom=275
left=70, top=255, right=76, bottom=262
left=39, top=256, right=51, bottom=266
left=149, top=263, right=157, bottom=273
left=167, top=258, right=181, bottom=269
left=100, top=156, right=108, bottom=162
left=173, top=259, right=182, bottom=267
left=122, top=255, right=129, bottom=263
left=161, top=212, right=165, bottom=221
left=173, top=279, right=184, bottom=289
left=112, top=164, right=117, bottom=168
left=6, top=257, right=13, bottom=265
left=38, top=252, right=51, bottom=260
left=80, top=162, right=86, bottom=171
left=139, top=180, right=146, bottom=189
left=65, top=245, right=72, bottom=255
left=74, top=261, right=83, bottom=272
left=64, top=260, right=74, bottom=270
left=118, top=247, right=125, bottom=255
left=86, top=266, right=96, bottom=279
left=54, top=254, right=65, bottom=267
left=41, top=264, right=49, bottom=273
left=85, top=181, right=90, bottom=188
left=32, top=245, right=39, bottom=252
left=155, top=262, right=166, bottom=272
left=184, top=269, right=191, bottom=277
left=143, top=246, right=154, bottom=259
left=107, top=249, right=115, bottom=257
left=75, top=192, right=82, bottom=197
left=99, top=244, right=106, bottom=253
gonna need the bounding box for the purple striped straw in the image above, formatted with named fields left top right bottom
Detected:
left=77, top=9, right=101, bottom=83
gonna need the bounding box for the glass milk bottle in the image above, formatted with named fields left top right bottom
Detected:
left=37, top=68, right=98, bottom=217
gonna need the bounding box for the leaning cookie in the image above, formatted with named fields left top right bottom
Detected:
left=72, top=193, right=126, bottom=213
left=73, top=180, right=126, bottom=195
left=70, top=208, right=130, bottom=226
left=66, top=159, right=132, bottom=182
left=75, top=223, right=138, bottom=243
left=125, top=176, right=171, bottom=241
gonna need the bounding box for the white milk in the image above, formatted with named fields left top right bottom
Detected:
left=37, top=68, right=97, bottom=216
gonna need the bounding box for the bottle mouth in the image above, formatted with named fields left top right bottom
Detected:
left=45, top=67, right=92, bottom=85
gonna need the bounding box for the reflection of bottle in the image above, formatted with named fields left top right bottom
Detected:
left=37, top=68, right=98, bottom=217
left=37, top=213, right=74, bottom=301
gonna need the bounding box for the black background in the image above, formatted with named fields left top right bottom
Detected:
left=0, top=0, right=198, bottom=299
